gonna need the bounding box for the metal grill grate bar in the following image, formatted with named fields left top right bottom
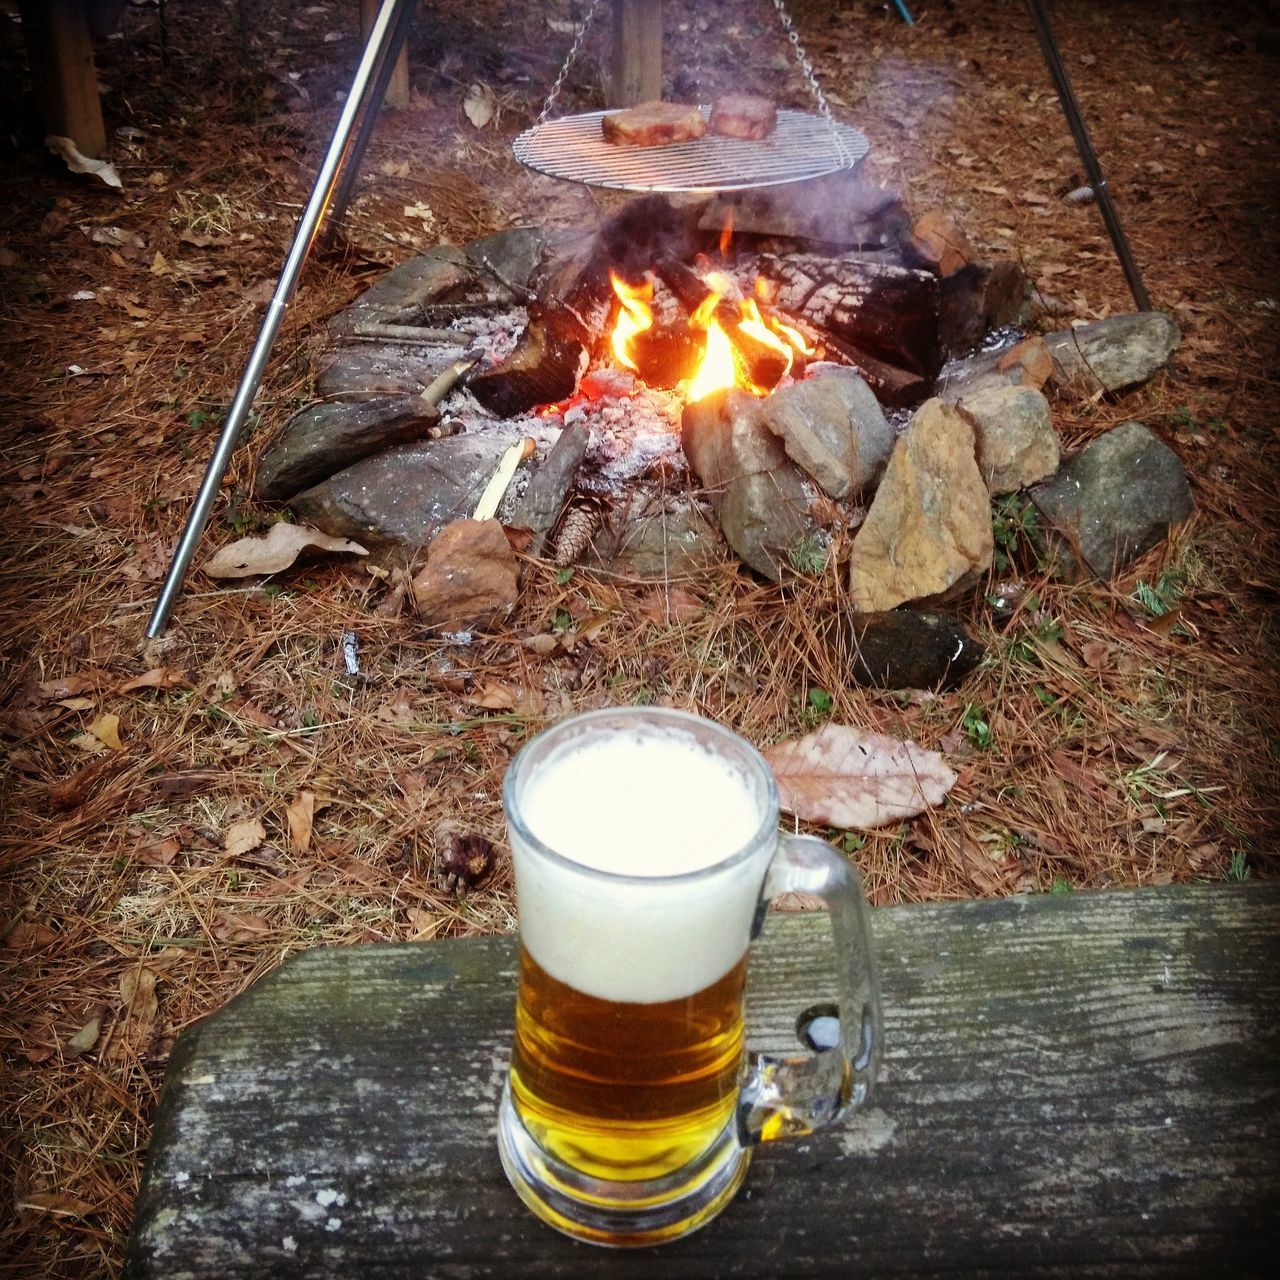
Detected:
left=513, top=108, right=870, bottom=194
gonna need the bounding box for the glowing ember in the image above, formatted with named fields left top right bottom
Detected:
left=609, top=271, right=654, bottom=372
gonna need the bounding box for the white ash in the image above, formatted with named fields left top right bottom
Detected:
left=459, top=306, right=528, bottom=364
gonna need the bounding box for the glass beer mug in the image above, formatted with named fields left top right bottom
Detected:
left=496, top=707, right=882, bottom=1246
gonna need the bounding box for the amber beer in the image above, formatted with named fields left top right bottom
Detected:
left=509, top=950, right=749, bottom=1180
left=497, top=708, right=882, bottom=1246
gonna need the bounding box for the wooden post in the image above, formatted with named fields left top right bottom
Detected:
left=360, top=0, right=410, bottom=108
left=18, top=0, right=108, bottom=158
left=610, top=0, right=663, bottom=106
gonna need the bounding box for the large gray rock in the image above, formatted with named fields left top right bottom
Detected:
left=465, top=228, right=545, bottom=290
left=582, top=505, right=726, bottom=578
left=957, top=383, right=1059, bottom=495
left=758, top=367, right=893, bottom=500
left=315, top=345, right=459, bottom=400
left=849, top=399, right=994, bottom=611
left=290, top=433, right=517, bottom=561
left=934, top=335, right=1053, bottom=404
left=823, top=609, right=985, bottom=691
left=510, top=423, right=590, bottom=557
left=256, top=396, right=440, bottom=502
left=1045, top=312, right=1181, bottom=395
left=328, top=247, right=472, bottom=336
left=682, top=390, right=815, bottom=582
left=1029, top=421, right=1193, bottom=580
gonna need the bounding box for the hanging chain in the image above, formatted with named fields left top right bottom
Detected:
left=768, top=0, right=851, bottom=164
left=538, top=0, right=607, bottom=125
left=689, top=0, right=705, bottom=104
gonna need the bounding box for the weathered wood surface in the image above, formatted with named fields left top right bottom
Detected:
left=125, top=884, right=1280, bottom=1279
left=18, top=0, right=108, bottom=157
left=610, top=0, right=663, bottom=107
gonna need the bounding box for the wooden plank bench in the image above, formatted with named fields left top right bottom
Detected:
left=123, top=883, right=1280, bottom=1277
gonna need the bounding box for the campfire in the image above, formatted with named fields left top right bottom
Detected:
left=259, top=183, right=1056, bottom=589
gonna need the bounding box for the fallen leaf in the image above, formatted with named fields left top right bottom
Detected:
left=112, top=966, right=159, bottom=1060
left=150, top=250, right=171, bottom=276
left=764, top=724, right=957, bottom=829
left=118, top=666, right=187, bottom=693
left=286, top=791, right=315, bottom=855
left=637, top=587, right=704, bottom=625
left=4, top=921, right=58, bottom=950
left=203, top=523, right=368, bottom=578
left=463, top=83, right=496, bottom=129
left=375, top=687, right=417, bottom=727
left=139, top=836, right=181, bottom=867
left=224, top=817, right=266, bottom=857
left=213, top=911, right=274, bottom=943
left=1079, top=640, right=1111, bottom=669
left=521, top=633, right=560, bottom=656
left=55, top=696, right=96, bottom=711
left=67, top=1007, right=106, bottom=1056
left=469, top=681, right=545, bottom=714
left=47, top=135, right=122, bottom=187
left=86, top=712, right=123, bottom=751
left=15, top=1191, right=96, bottom=1219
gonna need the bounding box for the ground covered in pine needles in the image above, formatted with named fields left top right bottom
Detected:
left=1, top=1, right=1277, bottom=1274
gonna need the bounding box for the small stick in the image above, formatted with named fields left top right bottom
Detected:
left=477, top=253, right=537, bottom=304
left=473, top=438, right=536, bottom=522
left=421, top=345, right=484, bottom=408
left=352, top=320, right=475, bottom=344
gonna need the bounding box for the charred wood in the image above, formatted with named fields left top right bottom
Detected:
left=755, top=253, right=943, bottom=379
left=466, top=303, right=590, bottom=417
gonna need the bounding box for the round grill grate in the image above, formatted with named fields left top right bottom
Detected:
left=513, top=107, right=870, bottom=195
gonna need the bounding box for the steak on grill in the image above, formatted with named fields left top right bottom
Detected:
left=710, top=94, right=777, bottom=140
left=601, top=101, right=707, bottom=146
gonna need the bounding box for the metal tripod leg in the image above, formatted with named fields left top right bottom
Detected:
left=145, top=0, right=416, bottom=639
left=1025, top=0, right=1151, bottom=312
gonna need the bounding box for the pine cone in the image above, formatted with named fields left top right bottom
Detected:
left=552, top=500, right=604, bottom=567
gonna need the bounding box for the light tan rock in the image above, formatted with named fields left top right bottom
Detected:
left=957, top=384, right=1059, bottom=494
left=849, top=400, right=994, bottom=611
left=911, top=210, right=974, bottom=277
left=411, top=519, right=517, bottom=631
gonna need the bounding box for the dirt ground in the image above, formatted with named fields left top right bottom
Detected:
left=1, top=1, right=1277, bottom=1275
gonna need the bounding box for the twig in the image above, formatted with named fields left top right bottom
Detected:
left=352, top=320, right=475, bottom=345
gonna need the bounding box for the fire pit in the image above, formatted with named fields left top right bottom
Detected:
left=253, top=180, right=1033, bottom=588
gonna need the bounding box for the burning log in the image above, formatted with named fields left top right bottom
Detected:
left=754, top=254, right=944, bottom=379
left=654, top=256, right=792, bottom=391
left=467, top=302, right=590, bottom=418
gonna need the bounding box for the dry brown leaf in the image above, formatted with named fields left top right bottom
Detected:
left=213, top=911, right=274, bottom=943
left=139, top=836, right=181, bottom=868
left=764, top=724, right=957, bottom=829
left=467, top=681, right=545, bottom=714
left=86, top=712, right=123, bottom=750
left=67, top=1007, right=105, bottom=1056
left=637, top=587, right=705, bottom=625
left=521, top=633, right=561, bottom=656
left=15, top=1191, right=96, bottom=1218
left=286, top=791, right=315, bottom=855
left=4, top=921, right=58, bottom=950
left=224, top=817, right=266, bottom=857
left=112, top=966, right=159, bottom=1060
left=375, top=688, right=417, bottom=727
left=119, top=666, right=187, bottom=693
left=203, top=523, right=368, bottom=578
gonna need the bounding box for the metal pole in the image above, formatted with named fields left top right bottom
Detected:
left=325, top=0, right=419, bottom=236
left=1024, top=0, right=1151, bottom=311
left=145, top=0, right=415, bottom=639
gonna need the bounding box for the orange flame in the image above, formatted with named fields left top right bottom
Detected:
left=609, top=271, right=654, bottom=372
left=719, top=211, right=734, bottom=258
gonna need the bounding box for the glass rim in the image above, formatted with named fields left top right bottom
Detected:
left=503, top=706, right=780, bottom=886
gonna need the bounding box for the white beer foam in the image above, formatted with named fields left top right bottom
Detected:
left=512, top=726, right=773, bottom=1004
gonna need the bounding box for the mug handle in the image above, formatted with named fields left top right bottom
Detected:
left=738, top=834, right=882, bottom=1144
